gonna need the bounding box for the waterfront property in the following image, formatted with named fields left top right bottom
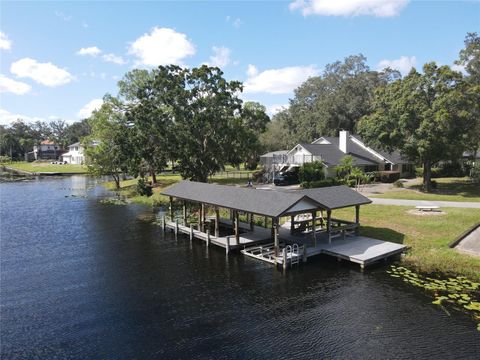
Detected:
left=161, top=181, right=406, bottom=269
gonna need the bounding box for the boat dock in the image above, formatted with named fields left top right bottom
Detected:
left=161, top=181, right=406, bottom=271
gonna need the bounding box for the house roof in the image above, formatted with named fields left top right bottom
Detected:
left=162, top=181, right=371, bottom=216
left=260, top=150, right=289, bottom=158
left=68, top=142, right=81, bottom=147
left=298, top=143, right=379, bottom=166
left=40, top=140, right=55, bottom=145
left=350, top=135, right=406, bottom=164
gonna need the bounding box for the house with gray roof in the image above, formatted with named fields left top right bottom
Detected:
left=264, top=130, right=414, bottom=178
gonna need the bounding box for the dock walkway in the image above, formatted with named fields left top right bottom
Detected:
left=164, top=217, right=406, bottom=269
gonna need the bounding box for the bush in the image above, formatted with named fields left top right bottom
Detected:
left=302, top=178, right=339, bottom=189
left=0, top=155, right=11, bottom=164
left=439, top=161, right=466, bottom=177
left=136, top=177, right=153, bottom=197
left=299, top=161, right=325, bottom=183
left=252, top=168, right=265, bottom=182
left=470, top=162, right=480, bottom=183
left=393, top=180, right=404, bottom=188
left=415, top=166, right=442, bottom=178
left=377, top=171, right=400, bottom=183
left=431, top=180, right=438, bottom=189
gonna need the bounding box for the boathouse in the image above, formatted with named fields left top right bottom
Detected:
left=161, top=181, right=405, bottom=269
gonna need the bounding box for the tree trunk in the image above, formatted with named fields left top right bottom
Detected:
left=423, top=160, right=432, bottom=192
left=150, top=168, right=157, bottom=184
left=113, top=174, right=120, bottom=190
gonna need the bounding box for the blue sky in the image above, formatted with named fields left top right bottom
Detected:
left=0, top=0, right=479, bottom=125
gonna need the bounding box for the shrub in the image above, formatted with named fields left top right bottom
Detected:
left=470, top=162, right=480, bottom=183
left=439, top=161, right=466, bottom=177
left=252, top=168, right=265, bottom=182
left=393, top=180, right=404, bottom=188
left=136, top=177, right=153, bottom=197
left=299, top=161, right=325, bottom=183
left=304, top=178, right=339, bottom=188
left=0, top=155, right=11, bottom=164
left=377, top=171, right=400, bottom=183
left=415, top=167, right=442, bottom=178
left=431, top=180, right=438, bottom=189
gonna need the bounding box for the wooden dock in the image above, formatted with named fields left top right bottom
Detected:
left=163, top=216, right=406, bottom=270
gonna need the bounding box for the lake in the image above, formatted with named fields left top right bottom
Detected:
left=1, top=176, right=479, bottom=359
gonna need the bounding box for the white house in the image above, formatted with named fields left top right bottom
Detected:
left=62, top=141, right=99, bottom=165
left=261, top=130, right=414, bottom=178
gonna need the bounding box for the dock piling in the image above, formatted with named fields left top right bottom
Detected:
left=175, top=219, right=179, bottom=235
left=190, top=224, right=193, bottom=241
left=226, top=236, right=230, bottom=254
left=206, top=229, right=210, bottom=247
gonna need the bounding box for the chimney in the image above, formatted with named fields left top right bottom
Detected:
left=339, top=130, right=349, bottom=154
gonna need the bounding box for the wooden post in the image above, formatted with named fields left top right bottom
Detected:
left=312, top=211, right=317, bottom=247
left=302, top=246, right=307, bottom=262
left=282, top=247, right=287, bottom=270
left=355, top=205, right=360, bottom=236
left=183, top=201, right=187, bottom=226
left=169, top=196, right=174, bottom=220
left=200, top=203, right=204, bottom=232
left=230, top=209, right=234, bottom=228
left=273, top=218, right=279, bottom=258
left=175, top=219, right=179, bottom=235
left=290, top=215, right=295, bottom=234
left=327, top=210, right=332, bottom=244
left=206, top=229, right=210, bottom=247
left=264, top=216, right=268, bottom=228
left=215, top=207, right=220, bottom=237
left=162, top=215, right=166, bottom=232
left=190, top=224, right=193, bottom=241
left=249, top=213, right=254, bottom=231
left=226, top=236, right=230, bottom=254
left=234, top=211, right=240, bottom=246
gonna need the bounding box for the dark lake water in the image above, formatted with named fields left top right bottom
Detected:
left=1, top=176, right=479, bottom=359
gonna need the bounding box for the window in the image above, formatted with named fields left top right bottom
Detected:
left=364, top=165, right=379, bottom=173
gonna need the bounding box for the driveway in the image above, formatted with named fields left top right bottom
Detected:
left=369, top=198, right=480, bottom=208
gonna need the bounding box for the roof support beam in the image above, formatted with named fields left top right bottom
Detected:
left=355, top=205, right=360, bottom=236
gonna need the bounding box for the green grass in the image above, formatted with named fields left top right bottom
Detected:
left=102, top=172, right=254, bottom=207
left=372, top=177, right=480, bottom=202
left=6, top=161, right=87, bottom=174
left=334, top=205, right=480, bottom=280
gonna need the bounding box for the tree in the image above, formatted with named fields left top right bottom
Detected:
left=236, top=101, right=270, bottom=169
left=455, top=33, right=480, bottom=158
left=64, top=119, right=91, bottom=146
left=85, top=97, right=132, bottom=189
left=259, top=110, right=294, bottom=151
left=358, top=63, right=477, bottom=191
left=299, top=161, right=325, bottom=183
left=284, top=54, right=390, bottom=143
left=169, top=65, right=244, bottom=182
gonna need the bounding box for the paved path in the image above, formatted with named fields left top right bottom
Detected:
left=369, top=198, right=480, bottom=208
left=455, top=226, right=480, bottom=256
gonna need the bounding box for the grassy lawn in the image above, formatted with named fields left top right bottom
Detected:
left=103, top=172, right=254, bottom=206
left=6, top=161, right=87, bottom=174
left=334, top=204, right=480, bottom=280
left=372, top=177, right=480, bottom=202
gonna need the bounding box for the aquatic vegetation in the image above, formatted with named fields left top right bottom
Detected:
left=99, top=197, right=129, bottom=205
left=388, top=265, right=480, bottom=331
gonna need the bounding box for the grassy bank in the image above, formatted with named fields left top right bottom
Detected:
left=334, top=205, right=480, bottom=281
left=372, top=177, right=480, bottom=202
left=6, top=161, right=87, bottom=174
left=102, top=172, right=255, bottom=206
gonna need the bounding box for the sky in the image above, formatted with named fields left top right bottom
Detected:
left=0, top=0, right=479, bottom=126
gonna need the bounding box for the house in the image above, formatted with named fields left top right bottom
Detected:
left=61, top=141, right=99, bottom=165
left=26, top=140, right=64, bottom=161
left=262, top=130, right=414, bottom=178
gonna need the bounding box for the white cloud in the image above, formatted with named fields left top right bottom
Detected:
left=233, top=18, right=242, bottom=28
left=77, top=98, right=103, bottom=119
left=102, top=53, right=126, bottom=65
left=10, top=58, right=74, bottom=87
left=0, top=32, right=12, bottom=50
left=247, top=64, right=258, bottom=77
left=205, top=46, right=231, bottom=68
left=244, top=65, right=319, bottom=94
left=55, top=10, right=72, bottom=22
left=267, top=104, right=289, bottom=116
left=0, top=108, right=45, bottom=126
left=0, top=74, right=31, bottom=95
left=377, top=56, right=416, bottom=74
left=77, top=46, right=101, bottom=56
left=289, top=0, right=409, bottom=17
left=128, top=27, right=195, bottom=66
